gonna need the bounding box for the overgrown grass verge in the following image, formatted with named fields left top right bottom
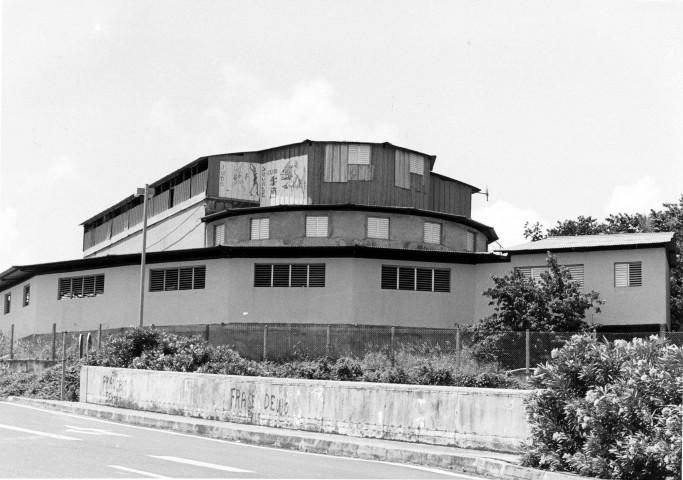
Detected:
left=0, top=328, right=525, bottom=400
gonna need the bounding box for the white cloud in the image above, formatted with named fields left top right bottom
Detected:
left=605, top=176, right=664, bottom=215
left=193, top=65, right=399, bottom=152
left=473, top=201, right=548, bottom=250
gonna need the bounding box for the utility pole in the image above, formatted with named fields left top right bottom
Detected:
left=137, top=184, right=152, bottom=328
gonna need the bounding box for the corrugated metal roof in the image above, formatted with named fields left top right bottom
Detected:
left=498, top=232, right=676, bottom=253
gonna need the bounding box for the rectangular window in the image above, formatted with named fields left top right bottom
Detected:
left=409, top=153, right=424, bottom=175
left=149, top=266, right=206, bottom=292
left=3, top=293, right=10, bottom=314
left=381, top=266, right=450, bottom=293
left=348, top=144, right=371, bottom=165
left=394, top=151, right=411, bottom=189
left=615, top=262, right=642, bottom=287
left=306, top=216, right=328, bottom=237
left=367, top=217, right=389, bottom=239
left=466, top=231, right=476, bottom=252
left=325, top=144, right=372, bottom=182
left=424, top=222, right=441, bottom=244
left=254, top=264, right=326, bottom=287
left=517, top=265, right=584, bottom=287
left=213, top=224, right=225, bottom=246
left=250, top=218, right=270, bottom=240
left=58, top=274, right=105, bottom=299
left=23, top=285, right=30, bottom=307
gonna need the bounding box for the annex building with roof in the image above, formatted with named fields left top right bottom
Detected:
left=0, top=140, right=676, bottom=338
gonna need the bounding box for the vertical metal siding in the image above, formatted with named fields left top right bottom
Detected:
left=429, top=175, right=472, bottom=216
left=172, top=178, right=192, bottom=206
left=191, top=169, right=208, bottom=196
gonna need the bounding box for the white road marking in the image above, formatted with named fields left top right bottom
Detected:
left=108, top=465, right=170, bottom=478
left=0, top=423, right=83, bottom=441
left=65, top=424, right=131, bottom=436
left=149, top=455, right=254, bottom=473
left=1, top=402, right=488, bottom=478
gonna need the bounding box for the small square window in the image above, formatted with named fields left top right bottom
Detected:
left=368, top=217, right=389, bottom=239
left=615, top=262, right=642, bottom=287
left=424, top=222, right=441, bottom=244
left=306, top=216, right=328, bottom=237
left=251, top=218, right=270, bottom=240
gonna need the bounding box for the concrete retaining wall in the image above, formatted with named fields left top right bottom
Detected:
left=0, top=359, right=59, bottom=374
left=80, top=366, right=531, bottom=452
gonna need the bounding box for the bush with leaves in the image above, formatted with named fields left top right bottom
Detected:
left=470, top=253, right=602, bottom=369
left=523, top=334, right=682, bottom=480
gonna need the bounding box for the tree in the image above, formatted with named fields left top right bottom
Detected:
left=478, top=253, right=603, bottom=332
left=524, top=195, right=683, bottom=330
left=470, top=254, right=603, bottom=368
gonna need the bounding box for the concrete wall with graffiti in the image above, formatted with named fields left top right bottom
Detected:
left=81, top=366, right=530, bottom=453
left=218, top=155, right=308, bottom=206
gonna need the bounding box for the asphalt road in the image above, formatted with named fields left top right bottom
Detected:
left=0, top=402, right=487, bottom=479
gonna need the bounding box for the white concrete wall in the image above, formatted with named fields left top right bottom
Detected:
left=0, top=257, right=477, bottom=337
left=81, top=366, right=531, bottom=452
left=1, top=247, right=669, bottom=338
left=473, top=248, right=670, bottom=328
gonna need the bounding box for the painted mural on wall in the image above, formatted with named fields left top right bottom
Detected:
left=218, top=155, right=308, bottom=206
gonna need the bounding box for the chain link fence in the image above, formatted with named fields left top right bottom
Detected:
left=2, top=323, right=681, bottom=373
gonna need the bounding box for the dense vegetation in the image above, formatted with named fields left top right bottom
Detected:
left=0, top=328, right=524, bottom=401
left=523, top=334, right=682, bottom=480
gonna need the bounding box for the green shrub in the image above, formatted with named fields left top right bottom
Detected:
left=523, top=334, right=682, bottom=480
left=0, top=363, right=80, bottom=401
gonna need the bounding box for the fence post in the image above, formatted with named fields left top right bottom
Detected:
left=326, top=325, right=331, bottom=357
left=455, top=325, right=461, bottom=370
left=525, top=329, right=531, bottom=376
left=60, top=332, right=67, bottom=401
left=390, top=326, right=396, bottom=366
left=659, top=324, right=666, bottom=339
left=98, top=324, right=102, bottom=351
left=9, top=324, right=14, bottom=360
left=204, top=324, right=210, bottom=343
left=262, top=324, right=268, bottom=361
left=52, top=323, right=57, bottom=360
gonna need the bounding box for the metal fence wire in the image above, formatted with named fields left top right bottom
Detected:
left=3, top=323, right=682, bottom=371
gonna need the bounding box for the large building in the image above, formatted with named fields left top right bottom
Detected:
left=0, top=141, right=676, bottom=337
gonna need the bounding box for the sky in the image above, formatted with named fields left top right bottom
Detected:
left=1, top=0, right=682, bottom=271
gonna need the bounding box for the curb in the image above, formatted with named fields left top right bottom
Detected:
left=6, top=397, right=591, bottom=480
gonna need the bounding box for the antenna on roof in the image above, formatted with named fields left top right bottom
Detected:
left=474, top=186, right=489, bottom=202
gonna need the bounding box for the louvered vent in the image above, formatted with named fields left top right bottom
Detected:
left=58, top=274, right=105, bottom=299
left=615, top=262, right=642, bottom=287
left=308, top=264, right=326, bottom=287
left=416, top=268, right=433, bottom=291
left=424, top=222, right=441, bottom=244
left=381, top=266, right=450, bottom=293
left=368, top=217, right=389, bottom=239
left=150, top=267, right=205, bottom=292
left=433, top=269, right=450, bottom=292
left=254, top=264, right=273, bottom=287
left=306, top=216, right=328, bottom=237
left=254, top=264, right=325, bottom=288
left=381, top=266, right=398, bottom=290
left=409, top=153, right=424, bottom=175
